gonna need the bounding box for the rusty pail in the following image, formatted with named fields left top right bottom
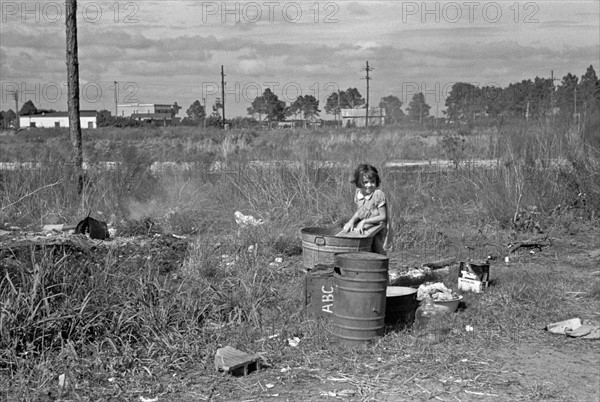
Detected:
left=385, top=286, right=418, bottom=327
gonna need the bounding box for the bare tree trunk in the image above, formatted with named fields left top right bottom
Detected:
left=66, top=0, right=84, bottom=194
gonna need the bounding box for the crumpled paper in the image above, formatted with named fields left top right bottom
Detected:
left=546, top=318, right=600, bottom=339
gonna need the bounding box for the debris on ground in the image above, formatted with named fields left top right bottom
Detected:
left=214, top=346, right=261, bottom=376
left=75, top=216, right=110, bottom=240
left=417, top=282, right=458, bottom=301
left=234, top=211, right=265, bottom=228
left=0, top=225, right=189, bottom=276
left=546, top=318, right=600, bottom=339
left=42, top=224, right=75, bottom=233
left=421, top=257, right=457, bottom=270
left=509, top=236, right=551, bottom=253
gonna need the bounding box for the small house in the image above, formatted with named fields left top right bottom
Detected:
left=19, top=110, right=98, bottom=129
left=340, top=108, right=386, bottom=127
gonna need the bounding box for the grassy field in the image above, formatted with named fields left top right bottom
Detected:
left=1, top=121, right=599, bottom=401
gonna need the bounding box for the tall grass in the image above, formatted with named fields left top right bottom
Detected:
left=1, top=121, right=599, bottom=399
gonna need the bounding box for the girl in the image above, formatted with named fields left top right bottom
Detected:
left=343, top=164, right=393, bottom=255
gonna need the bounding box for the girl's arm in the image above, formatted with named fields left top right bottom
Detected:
left=355, top=204, right=387, bottom=234
left=343, top=211, right=361, bottom=233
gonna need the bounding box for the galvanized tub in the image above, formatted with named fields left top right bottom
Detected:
left=332, top=252, right=389, bottom=344
left=300, top=227, right=372, bottom=270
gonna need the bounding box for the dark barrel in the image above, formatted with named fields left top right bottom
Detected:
left=385, top=286, right=418, bottom=327
left=333, top=252, right=389, bottom=344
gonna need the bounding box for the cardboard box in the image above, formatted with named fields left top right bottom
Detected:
left=458, top=277, right=487, bottom=293
left=459, top=261, right=490, bottom=282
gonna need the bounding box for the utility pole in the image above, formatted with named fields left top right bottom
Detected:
left=550, top=69, right=554, bottom=110
left=202, top=98, right=207, bottom=129
left=66, top=0, right=84, bottom=194
left=221, top=65, right=226, bottom=129
left=113, top=81, right=118, bottom=116
left=363, top=61, right=373, bottom=128
left=550, top=70, right=559, bottom=117
left=337, top=90, right=341, bottom=127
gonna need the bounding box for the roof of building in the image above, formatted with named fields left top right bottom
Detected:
left=130, top=113, right=173, bottom=119
left=20, top=110, right=97, bottom=118
left=118, top=103, right=174, bottom=107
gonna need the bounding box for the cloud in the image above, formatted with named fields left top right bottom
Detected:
left=346, top=2, right=369, bottom=16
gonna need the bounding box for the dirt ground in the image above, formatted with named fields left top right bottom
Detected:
left=2, top=226, right=598, bottom=401
left=158, top=235, right=599, bottom=402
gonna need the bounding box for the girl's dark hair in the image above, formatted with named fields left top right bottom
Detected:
left=351, top=164, right=380, bottom=188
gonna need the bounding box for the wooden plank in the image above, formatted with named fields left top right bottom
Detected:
left=214, top=346, right=260, bottom=376
left=335, top=224, right=383, bottom=239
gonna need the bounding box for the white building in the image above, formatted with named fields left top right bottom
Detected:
left=19, top=111, right=98, bottom=129
left=117, top=103, right=174, bottom=118
left=340, top=108, right=386, bottom=127
left=117, top=102, right=177, bottom=125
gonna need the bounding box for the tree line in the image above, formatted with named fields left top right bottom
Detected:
left=1, top=65, right=597, bottom=130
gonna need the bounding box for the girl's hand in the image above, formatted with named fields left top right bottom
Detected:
left=356, top=220, right=366, bottom=234
left=343, top=221, right=354, bottom=233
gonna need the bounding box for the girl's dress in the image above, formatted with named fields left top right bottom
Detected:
left=354, top=188, right=393, bottom=254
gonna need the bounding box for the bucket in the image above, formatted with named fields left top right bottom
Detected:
left=332, top=252, right=389, bottom=344
left=385, top=287, right=418, bottom=327
left=300, top=227, right=372, bottom=270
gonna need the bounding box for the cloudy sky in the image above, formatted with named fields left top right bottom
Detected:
left=1, top=0, right=598, bottom=118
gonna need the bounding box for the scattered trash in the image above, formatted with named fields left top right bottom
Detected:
left=255, top=334, right=280, bottom=343
left=320, top=389, right=356, bottom=397
left=234, top=211, right=264, bottom=237
left=508, top=236, right=550, bottom=253
left=42, top=224, right=74, bottom=233
left=417, top=282, right=457, bottom=301
left=458, top=277, right=484, bottom=293
left=458, top=261, right=490, bottom=292
left=274, top=257, right=283, bottom=263
left=214, top=345, right=261, bottom=376
left=75, top=215, right=110, bottom=240
left=287, top=337, right=300, bottom=347
left=421, top=257, right=457, bottom=270
left=465, top=325, right=474, bottom=332
left=265, top=383, right=275, bottom=389
left=234, top=211, right=264, bottom=227
left=58, top=373, right=66, bottom=387
left=139, top=397, right=158, bottom=402
left=546, top=318, right=600, bottom=339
